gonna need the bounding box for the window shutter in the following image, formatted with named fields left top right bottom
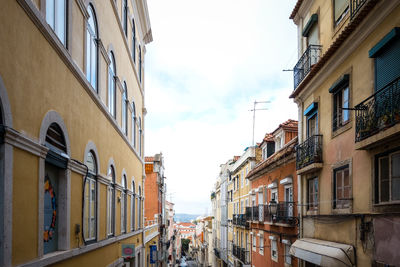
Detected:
left=375, top=37, right=400, bottom=91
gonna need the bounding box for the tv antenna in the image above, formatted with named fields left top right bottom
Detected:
left=249, top=100, right=270, bottom=146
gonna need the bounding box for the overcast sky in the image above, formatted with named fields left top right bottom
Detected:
left=145, top=0, right=298, bottom=215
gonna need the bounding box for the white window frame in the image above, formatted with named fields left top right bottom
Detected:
left=86, top=4, right=98, bottom=90
left=259, top=231, right=264, bottom=255
left=45, top=0, right=67, bottom=45
left=284, top=243, right=291, bottom=265
left=270, top=236, right=278, bottom=262
left=108, top=52, right=116, bottom=118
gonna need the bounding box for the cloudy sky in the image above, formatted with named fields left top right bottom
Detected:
left=145, top=0, right=298, bottom=215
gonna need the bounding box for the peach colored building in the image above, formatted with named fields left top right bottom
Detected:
left=246, top=120, right=298, bottom=267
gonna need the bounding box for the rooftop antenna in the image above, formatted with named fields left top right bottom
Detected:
left=249, top=100, right=270, bottom=146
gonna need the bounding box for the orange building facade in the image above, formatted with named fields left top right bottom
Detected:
left=246, top=120, right=299, bottom=267
left=144, top=154, right=165, bottom=226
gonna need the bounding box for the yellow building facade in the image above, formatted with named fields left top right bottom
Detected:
left=0, top=0, right=152, bottom=266
left=228, top=147, right=259, bottom=267
left=289, top=0, right=400, bottom=266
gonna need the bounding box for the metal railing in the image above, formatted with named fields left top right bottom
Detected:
left=239, top=248, right=250, bottom=265
left=232, top=245, right=250, bottom=264
left=293, top=45, right=322, bottom=89
left=355, top=76, right=400, bottom=142
left=296, top=135, right=323, bottom=170
left=246, top=203, right=297, bottom=226
left=350, top=0, right=368, bottom=19
left=233, top=214, right=250, bottom=228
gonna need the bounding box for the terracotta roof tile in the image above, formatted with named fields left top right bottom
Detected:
left=248, top=136, right=298, bottom=180
left=145, top=156, right=155, bottom=162
left=290, top=0, right=379, bottom=98
left=289, top=0, right=304, bottom=19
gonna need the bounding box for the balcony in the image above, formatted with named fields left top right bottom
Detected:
left=296, top=135, right=323, bottom=173
left=233, top=214, right=250, bottom=229
left=355, top=77, right=400, bottom=147
left=232, top=244, right=250, bottom=265
left=246, top=203, right=297, bottom=226
left=293, top=45, right=322, bottom=89
left=350, top=0, right=368, bottom=19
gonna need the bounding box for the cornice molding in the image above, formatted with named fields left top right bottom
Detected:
left=4, top=127, right=48, bottom=158
left=75, top=0, right=89, bottom=19
left=17, top=0, right=144, bottom=166
left=296, top=0, right=398, bottom=101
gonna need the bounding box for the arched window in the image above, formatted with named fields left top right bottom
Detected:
left=121, top=174, right=127, bottom=233
left=107, top=165, right=115, bottom=237
left=139, top=45, right=142, bottom=83
left=123, top=0, right=128, bottom=36
left=84, top=151, right=97, bottom=242
left=138, top=186, right=142, bottom=229
left=86, top=4, right=98, bottom=91
left=45, top=0, right=67, bottom=45
left=138, top=116, right=142, bottom=157
left=108, top=52, right=116, bottom=118
left=132, top=18, right=136, bottom=62
left=131, top=101, right=136, bottom=148
left=122, top=82, right=128, bottom=135
left=131, top=179, right=135, bottom=231
left=44, top=123, right=68, bottom=254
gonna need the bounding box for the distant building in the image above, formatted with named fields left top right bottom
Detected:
left=247, top=120, right=298, bottom=267
left=228, top=146, right=260, bottom=267
left=145, top=154, right=167, bottom=266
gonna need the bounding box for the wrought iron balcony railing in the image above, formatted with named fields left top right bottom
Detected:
left=239, top=248, right=250, bottom=265
left=293, top=45, right=322, bottom=89
left=262, top=202, right=297, bottom=226
left=355, top=76, right=400, bottom=142
left=233, top=214, right=250, bottom=228
left=232, top=244, right=239, bottom=258
left=296, top=134, right=323, bottom=170
left=245, top=207, right=252, bottom=221
left=246, top=203, right=297, bottom=226
left=350, top=0, right=367, bottom=19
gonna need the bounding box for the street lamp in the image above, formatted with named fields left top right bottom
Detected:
left=269, top=199, right=278, bottom=220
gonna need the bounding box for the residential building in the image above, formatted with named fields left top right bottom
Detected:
left=227, top=156, right=239, bottom=267
left=230, top=147, right=260, bottom=267
left=165, top=200, right=177, bottom=266
left=145, top=154, right=168, bottom=266
left=246, top=120, right=298, bottom=267
left=213, top=158, right=234, bottom=267
left=0, top=0, right=151, bottom=266
left=289, top=0, right=400, bottom=266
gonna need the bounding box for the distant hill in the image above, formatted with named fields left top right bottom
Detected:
left=174, top=213, right=200, bottom=223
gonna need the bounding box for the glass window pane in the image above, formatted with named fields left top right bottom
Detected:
left=392, top=153, right=400, bottom=177
left=84, top=180, right=89, bottom=238
left=91, top=41, right=96, bottom=88
left=55, top=0, right=66, bottom=44
left=86, top=32, right=91, bottom=80
left=46, top=0, right=55, bottom=29
left=343, top=87, right=349, bottom=122
left=380, top=157, right=390, bottom=202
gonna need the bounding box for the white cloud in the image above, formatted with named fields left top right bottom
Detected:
left=145, top=0, right=298, bottom=214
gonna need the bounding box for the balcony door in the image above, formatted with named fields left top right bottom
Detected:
left=307, top=113, right=318, bottom=138
left=258, top=191, right=263, bottom=221
left=284, top=185, right=293, bottom=217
